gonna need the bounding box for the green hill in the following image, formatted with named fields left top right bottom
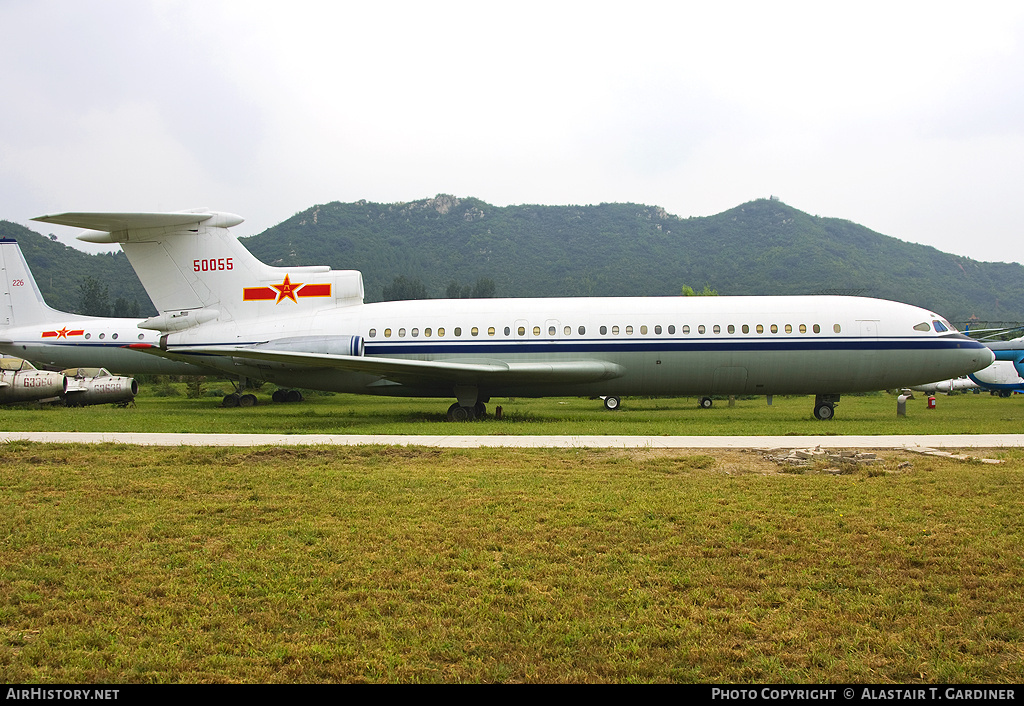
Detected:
left=6, top=196, right=1024, bottom=325
left=245, top=196, right=1024, bottom=323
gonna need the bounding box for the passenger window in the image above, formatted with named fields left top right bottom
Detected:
left=799, top=324, right=807, bottom=333
left=654, top=325, right=662, bottom=335
left=438, top=327, right=445, bottom=337
left=411, top=328, right=419, bottom=337
left=471, top=327, right=479, bottom=336
left=533, top=326, right=541, bottom=336
left=668, top=325, right=675, bottom=334
left=698, top=325, right=706, bottom=334
left=640, top=325, right=648, bottom=335
left=612, top=326, right=620, bottom=335
left=770, top=324, right=778, bottom=334
left=112, top=333, right=118, bottom=340
left=742, top=324, right=749, bottom=334
left=600, top=326, right=607, bottom=335
left=504, top=326, right=511, bottom=336
left=785, top=324, right=792, bottom=334
left=454, top=327, right=462, bottom=337
left=713, top=325, right=720, bottom=334
left=813, top=324, right=820, bottom=334
left=384, top=328, right=392, bottom=338
left=425, top=328, right=432, bottom=337
left=549, top=326, right=557, bottom=336
left=625, top=326, right=633, bottom=335
left=682, top=325, right=689, bottom=334
left=727, top=325, right=735, bottom=334
left=369, top=329, right=377, bottom=338
left=756, top=324, right=764, bottom=334
left=833, top=324, right=841, bottom=333
left=398, top=328, right=406, bottom=337
left=488, top=327, right=495, bottom=336
left=518, top=326, right=526, bottom=336
left=564, top=326, right=571, bottom=336
left=579, top=326, right=586, bottom=335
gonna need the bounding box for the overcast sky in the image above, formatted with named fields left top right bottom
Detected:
left=2, top=0, right=1023, bottom=263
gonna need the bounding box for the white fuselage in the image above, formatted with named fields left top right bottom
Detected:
left=0, top=318, right=206, bottom=375
left=161, top=295, right=993, bottom=399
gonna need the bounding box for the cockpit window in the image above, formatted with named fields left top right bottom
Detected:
left=914, top=322, right=931, bottom=332
left=932, top=320, right=948, bottom=333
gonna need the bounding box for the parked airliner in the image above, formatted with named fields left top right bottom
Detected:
left=31, top=209, right=994, bottom=420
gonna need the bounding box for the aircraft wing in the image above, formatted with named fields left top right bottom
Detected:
left=129, top=344, right=624, bottom=386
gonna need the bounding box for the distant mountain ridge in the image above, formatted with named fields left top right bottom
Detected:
left=244, top=196, right=1024, bottom=323
left=5, top=196, right=1024, bottom=324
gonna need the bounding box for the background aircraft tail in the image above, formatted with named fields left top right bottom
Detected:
left=32, top=210, right=364, bottom=331
left=0, top=238, right=83, bottom=328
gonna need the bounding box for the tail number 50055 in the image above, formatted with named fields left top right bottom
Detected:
left=194, top=258, right=233, bottom=271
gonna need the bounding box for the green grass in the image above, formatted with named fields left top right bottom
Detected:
left=1, top=444, right=1022, bottom=683
left=0, top=389, right=1022, bottom=436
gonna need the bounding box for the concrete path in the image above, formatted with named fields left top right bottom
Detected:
left=2, top=431, right=1024, bottom=448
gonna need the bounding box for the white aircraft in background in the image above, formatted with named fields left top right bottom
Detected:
left=0, top=238, right=207, bottom=376
left=31, top=209, right=994, bottom=420
left=914, top=338, right=1024, bottom=396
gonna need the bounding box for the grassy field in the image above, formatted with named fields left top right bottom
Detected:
left=1, top=388, right=1023, bottom=436
left=2, top=391, right=1024, bottom=683
left=1, top=442, right=1023, bottom=683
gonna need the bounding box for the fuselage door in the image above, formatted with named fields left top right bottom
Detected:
left=858, top=320, right=879, bottom=337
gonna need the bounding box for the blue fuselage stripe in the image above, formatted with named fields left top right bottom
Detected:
left=363, top=336, right=980, bottom=356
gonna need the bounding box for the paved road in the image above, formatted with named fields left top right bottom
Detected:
left=2, top=432, right=1024, bottom=448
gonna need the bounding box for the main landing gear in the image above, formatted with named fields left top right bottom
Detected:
left=813, top=394, right=840, bottom=420
left=447, top=401, right=488, bottom=421
left=222, top=392, right=258, bottom=408
left=220, top=377, right=306, bottom=408
left=272, top=388, right=305, bottom=403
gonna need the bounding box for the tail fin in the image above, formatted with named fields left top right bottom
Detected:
left=32, top=210, right=364, bottom=331
left=0, top=238, right=80, bottom=327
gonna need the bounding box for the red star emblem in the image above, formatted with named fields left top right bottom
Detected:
left=270, top=274, right=303, bottom=303
left=56, top=327, right=70, bottom=339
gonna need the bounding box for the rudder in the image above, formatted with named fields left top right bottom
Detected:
left=0, top=239, right=69, bottom=327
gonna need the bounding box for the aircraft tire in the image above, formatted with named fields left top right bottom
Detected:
left=272, top=389, right=287, bottom=403
left=447, top=403, right=475, bottom=422
left=223, top=393, right=240, bottom=408
left=474, top=401, right=487, bottom=418
left=286, top=389, right=303, bottom=403
left=239, top=393, right=258, bottom=407
left=814, top=403, right=835, bottom=420
left=603, top=396, right=621, bottom=411
left=699, top=397, right=713, bottom=409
